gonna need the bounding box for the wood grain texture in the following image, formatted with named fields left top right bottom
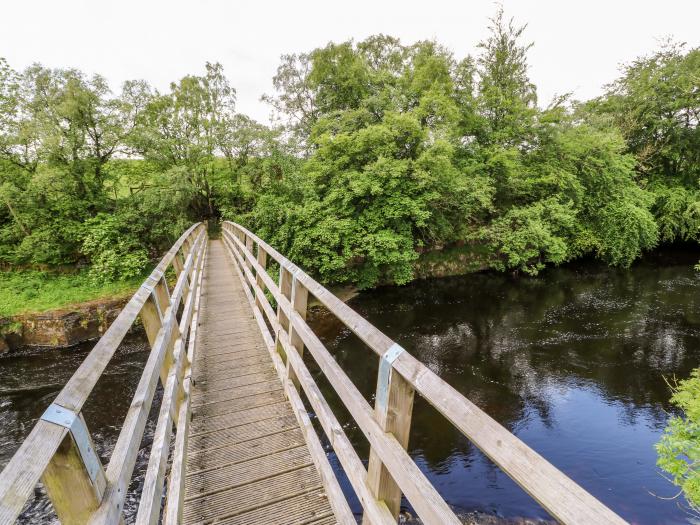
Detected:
left=1, top=221, right=629, bottom=525
left=182, top=240, right=340, bottom=525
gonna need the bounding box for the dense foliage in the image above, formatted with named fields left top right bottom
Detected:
left=0, top=8, right=697, bottom=290
left=1, top=6, right=699, bottom=508
left=656, top=370, right=700, bottom=514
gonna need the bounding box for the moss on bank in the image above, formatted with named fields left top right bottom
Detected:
left=0, top=270, right=143, bottom=317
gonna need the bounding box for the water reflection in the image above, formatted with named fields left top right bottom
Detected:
left=309, top=249, right=700, bottom=524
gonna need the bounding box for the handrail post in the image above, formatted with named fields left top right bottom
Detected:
left=275, top=267, right=292, bottom=360
left=172, top=251, right=184, bottom=276
left=255, top=244, right=268, bottom=313
left=363, top=345, right=415, bottom=523
left=286, top=273, right=308, bottom=390
left=140, top=283, right=174, bottom=389
left=40, top=406, right=108, bottom=524
left=245, top=236, right=254, bottom=271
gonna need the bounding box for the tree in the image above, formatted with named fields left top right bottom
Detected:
left=587, top=42, right=700, bottom=246
left=261, top=53, right=318, bottom=150
left=476, top=6, right=538, bottom=147
left=0, top=60, right=146, bottom=267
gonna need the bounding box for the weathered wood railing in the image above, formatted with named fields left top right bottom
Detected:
left=221, top=221, right=628, bottom=525
left=0, top=223, right=207, bottom=525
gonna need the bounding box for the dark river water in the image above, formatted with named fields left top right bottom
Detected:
left=307, top=249, right=700, bottom=525
left=0, top=337, right=158, bottom=523
left=1, top=248, right=699, bottom=524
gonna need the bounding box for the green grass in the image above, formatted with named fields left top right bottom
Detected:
left=0, top=269, right=144, bottom=317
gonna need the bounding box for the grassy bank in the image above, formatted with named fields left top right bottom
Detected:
left=0, top=270, right=143, bottom=317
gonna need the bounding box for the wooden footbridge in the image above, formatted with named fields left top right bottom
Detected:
left=0, top=222, right=628, bottom=525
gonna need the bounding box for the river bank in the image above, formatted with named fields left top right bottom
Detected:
left=0, top=295, right=133, bottom=353
left=0, top=244, right=481, bottom=353
left=0, top=268, right=147, bottom=352
left=1, top=241, right=696, bottom=354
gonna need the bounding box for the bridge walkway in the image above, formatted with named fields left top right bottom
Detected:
left=183, top=240, right=336, bottom=525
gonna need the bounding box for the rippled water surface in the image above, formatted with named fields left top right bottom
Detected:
left=308, top=249, right=700, bottom=524
left=1, top=249, right=699, bottom=524
left=0, top=337, right=156, bottom=523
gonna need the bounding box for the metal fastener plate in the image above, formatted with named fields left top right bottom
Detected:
left=41, top=403, right=102, bottom=483
left=376, top=343, right=405, bottom=411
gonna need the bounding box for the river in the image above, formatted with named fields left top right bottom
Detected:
left=1, top=248, right=698, bottom=523
left=307, top=248, right=700, bottom=524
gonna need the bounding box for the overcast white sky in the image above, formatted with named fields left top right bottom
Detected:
left=2, top=0, right=698, bottom=123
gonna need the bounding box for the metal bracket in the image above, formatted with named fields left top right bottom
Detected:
left=41, top=404, right=102, bottom=483
left=376, top=343, right=405, bottom=412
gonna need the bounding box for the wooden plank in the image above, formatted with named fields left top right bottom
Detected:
left=189, top=413, right=300, bottom=453
left=255, top=276, right=461, bottom=524
left=197, top=338, right=268, bottom=356
left=255, top=245, right=268, bottom=314
left=189, top=401, right=289, bottom=435
left=281, top=330, right=395, bottom=525
left=183, top=465, right=323, bottom=525
left=182, top=239, right=340, bottom=525
left=186, top=441, right=312, bottom=499
left=194, top=346, right=268, bottom=364
left=164, top=240, right=207, bottom=525
left=194, top=353, right=270, bottom=372
left=392, top=350, right=629, bottom=525
left=275, top=266, right=292, bottom=357
left=364, top=353, right=415, bottom=522
left=212, top=490, right=334, bottom=525
left=91, top=230, right=206, bottom=525
left=191, top=379, right=284, bottom=406
left=136, top=233, right=205, bottom=524
left=194, top=370, right=278, bottom=393
left=224, top=233, right=356, bottom=525
left=286, top=276, right=308, bottom=390
left=187, top=428, right=306, bottom=473
left=134, top=338, right=184, bottom=525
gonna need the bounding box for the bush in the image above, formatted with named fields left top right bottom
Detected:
left=656, top=369, right=700, bottom=514
left=81, top=214, right=149, bottom=282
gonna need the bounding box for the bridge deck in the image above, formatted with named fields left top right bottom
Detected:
left=183, top=240, right=337, bottom=525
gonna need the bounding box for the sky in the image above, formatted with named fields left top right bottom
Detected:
left=1, top=0, right=699, bottom=123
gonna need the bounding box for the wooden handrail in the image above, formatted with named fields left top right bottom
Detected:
left=221, top=221, right=628, bottom=525
left=221, top=227, right=459, bottom=524
left=0, top=224, right=207, bottom=525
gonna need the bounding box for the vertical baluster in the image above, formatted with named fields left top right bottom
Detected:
left=255, top=245, right=268, bottom=313
left=363, top=345, right=415, bottom=523
left=275, top=267, right=292, bottom=360
left=245, top=235, right=254, bottom=273
left=139, top=280, right=173, bottom=388
left=172, top=251, right=184, bottom=277
left=286, top=274, right=308, bottom=390
left=139, top=277, right=180, bottom=425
